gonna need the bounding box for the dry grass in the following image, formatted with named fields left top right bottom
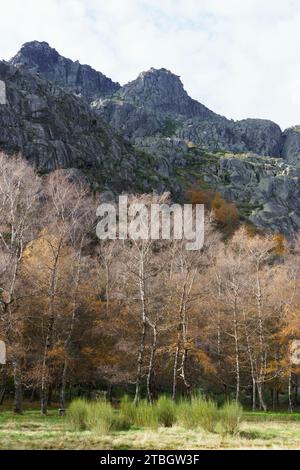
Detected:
left=0, top=408, right=300, bottom=450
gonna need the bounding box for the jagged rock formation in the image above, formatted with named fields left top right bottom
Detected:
left=3, top=41, right=300, bottom=235
left=92, top=68, right=215, bottom=140
left=0, top=60, right=158, bottom=192
left=114, top=68, right=215, bottom=118
left=92, top=67, right=283, bottom=158
left=90, top=66, right=300, bottom=235
left=10, top=41, right=120, bottom=101
left=176, top=117, right=282, bottom=157
left=281, top=126, right=300, bottom=165
left=137, top=136, right=300, bottom=234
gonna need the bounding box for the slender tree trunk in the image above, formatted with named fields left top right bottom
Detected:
left=243, top=309, right=256, bottom=410
left=180, top=303, right=191, bottom=398
left=294, top=375, right=298, bottom=405
left=134, top=253, right=147, bottom=405
left=60, top=361, right=68, bottom=410
left=13, top=360, right=23, bottom=414
left=41, top=239, right=62, bottom=415
left=60, top=245, right=83, bottom=410
left=105, top=262, right=110, bottom=315
left=257, top=382, right=267, bottom=411
left=41, top=348, right=50, bottom=415
left=172, top=274, right=188, bottom=400
left=41, top=300, right=56, bottom=414
left=288, top=371, right=294, bottom=412
left=217, top=310, right=221, bottom=369
left=6, top=256, right=24, bottom=414
left=252, top=378, right=256, bottom=411
left=180, top=348, right=191, bottom=398
left=256, top=263, right=267, bottom=411
left=107, top=384, right=113, bottom=403
left=41, top=311, right=56, bottom=415
left=134, top=319, right=147, bottom=405
left=172, top=328, right=181, bottom=401
left=216, top=276, right=222, bottom=370
left=146, top=321, right=157, bottom=404
left=233, top=293, right=240, bottom=402
left=179, top=270, right=195, bottom=398
left=272, top=388, right=275, bottom=411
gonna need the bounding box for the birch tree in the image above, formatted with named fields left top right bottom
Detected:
left=0, top=153, right=41, bottom=413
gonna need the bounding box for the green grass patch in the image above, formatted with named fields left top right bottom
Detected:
left=178, top=395, right=218, bottom=432
left=1, top=400, right=300, bottom=449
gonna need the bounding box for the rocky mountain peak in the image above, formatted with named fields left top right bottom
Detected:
left=118, top=67, right=216, bottom=120
left=137, top=67, right=181, bottom=83
left=0, top=59, right=139, bottom=188
left=10, top=41, right=60, bottom=72
left=9, top=41, right=120, bottom=101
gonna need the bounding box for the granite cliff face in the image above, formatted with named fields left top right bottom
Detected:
left=93, top=67, right=283, bottom=158
left=0, top=60, right=158, bottom=192
left=134, top=135, right=300, bottom=235
left=90, top=65, right=300, bottom=235
left=281, top=126, right=300, bottom=165
left=10, top=41, right=120, bottom=101
left=2, top=41, right=300, bottom=235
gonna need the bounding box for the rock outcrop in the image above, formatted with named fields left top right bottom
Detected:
left=176, top=117, right=282, bottom=157
left=10, top=41, right=120, bottom=101
left=0, top=60, right=158, bottom=192
left=93, top=67, right=283, bottom=158
left=138, top=136, right=300, bottom=235
left=281, top=126, right=300, bottom=165
left=114, top=68, right=215, bottom=118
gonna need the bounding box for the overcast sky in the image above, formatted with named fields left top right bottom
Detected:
left=1, top=0, right=300, bottom=129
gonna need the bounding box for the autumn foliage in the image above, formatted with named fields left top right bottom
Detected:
left=0, top=153, right=299, bottom=414
left=186, top=186, right=239, bottom=234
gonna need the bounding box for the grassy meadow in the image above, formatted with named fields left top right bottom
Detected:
left=0, top=398, right=300, bottom=450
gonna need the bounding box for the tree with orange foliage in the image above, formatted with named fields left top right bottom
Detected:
left=211, top=192, right=239, bottom=234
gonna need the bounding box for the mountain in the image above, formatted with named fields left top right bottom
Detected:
left=90, top=66, right=300, bottom=235
left=10, top=41, right=120, bottom=101
left=8, top=42, right=285, bottom=158
left=3, top=40, right=300, bottom=235
left=0, top=60, right=159, bottom=192
left=93, top=67, right=283, bottom=158
left=113, top=68, right=216, bottom=118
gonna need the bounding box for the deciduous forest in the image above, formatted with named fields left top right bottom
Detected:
left=0, top=152, right=299, bottom=418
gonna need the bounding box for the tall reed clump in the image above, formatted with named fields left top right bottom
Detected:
left=155, top=395, right=177, bottom=428
left=134, top=399, right=159, bottom=429
left=86, top=400, right=118, bottom=434
left=120, top=396, right=177, bottom=429
left=178, top=395, right=218, bottom=432
left=67, top=398, right=89, bottom=431
left=67, top=395, right=243, bottom=436
left=219, top=401, right=243, bottom=435
left=119, top=395, right=137, bottom=427
left=68, top=399, right=130, bottom=434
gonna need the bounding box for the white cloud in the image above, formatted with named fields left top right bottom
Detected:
left=1, top=0, right=300, bottom=129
